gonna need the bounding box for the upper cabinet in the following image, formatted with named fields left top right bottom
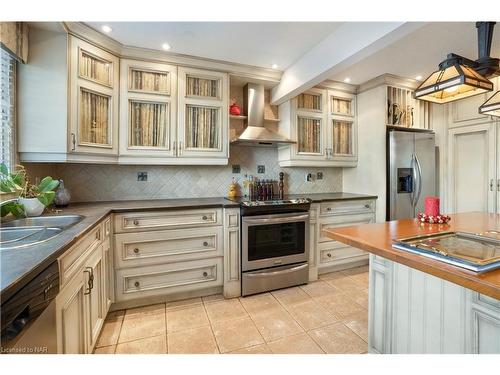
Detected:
left=69, top=37, right=120, bottom=156
left=119, top=59, right=177, bottom=159
left=278, top=87, right=358, bottom=167
left=19, top=29, right=231, bottom=165
left=177, top=67, right=229, bottom=160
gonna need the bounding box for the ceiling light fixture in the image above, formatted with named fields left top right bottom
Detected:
left=271, top=64, right=279, bottom=69
left=479, top=91, right=500, bottom=117
left=101, top=25, right=112, bottom=33
left=344, top=77, right=351, bottom=83
left=162, top=43, right=171, bottom=51
left=415, top=75, right=423, bottom=81
left=415, top=22, right=498, bottom=104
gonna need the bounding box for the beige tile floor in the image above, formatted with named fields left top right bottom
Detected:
left=93, top=265, right=369, bottom=354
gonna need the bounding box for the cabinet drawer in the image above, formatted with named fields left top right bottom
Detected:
left=114, top=208, right=222, bottom=233
left=59, top=224, right=102, bottom=287
left=320, top=199, right=375, bottom=216
left=114, top=227, right=223, bottom=268
left=319, top=213, right=374, bottom=242
left=115, top=258, right=223, bottom=302
left=319, top=241, right=366, bottom=266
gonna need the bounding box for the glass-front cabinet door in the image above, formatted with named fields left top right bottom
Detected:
left=69, top=36, right=119, bottom=156
left=119, top=60, right=177, bottom=158
left=327, top=90, right=357, bottom=163
left=177, top=67, right=228, bottom=159
left=293, top=88, right=327, bottom=160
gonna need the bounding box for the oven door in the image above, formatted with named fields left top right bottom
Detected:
left=242, top=212, right=309, bottom=272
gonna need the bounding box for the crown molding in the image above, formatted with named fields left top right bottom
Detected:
left=62, top=22, right=282, bottom=83
left=358, top=73, right=420, bottom=93
left=317, top=79, right=358, bottom=94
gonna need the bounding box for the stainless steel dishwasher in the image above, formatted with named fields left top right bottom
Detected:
left=1, top=261, right=59, bottom=354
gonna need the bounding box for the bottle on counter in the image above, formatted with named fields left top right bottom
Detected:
left=279, top=172, right=284, bottom=200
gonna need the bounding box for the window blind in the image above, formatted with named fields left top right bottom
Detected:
left=1, top=48, right=16, bottom=170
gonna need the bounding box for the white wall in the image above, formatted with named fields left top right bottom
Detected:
left=343, top=85, right=387, bottom=222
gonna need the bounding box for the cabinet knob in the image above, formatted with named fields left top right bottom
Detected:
left=133, top=219, right=139, bottom=226
left=327, top=253, right=332, bottom=258
left=203, top=272, right=208, bottom=277
left=202, top=215, right=208, bottom=220
left=134, top=281, right=140, bottom=288
left=203, top=241, right=209, bottom=247
left=326, top=207, right=332, bottom=211
left=364, top=204, right=370, bottom=208
left=133, top=248, right=139, bottom=254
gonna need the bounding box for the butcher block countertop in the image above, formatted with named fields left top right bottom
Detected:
left=323, top=212, right=500, bottom=300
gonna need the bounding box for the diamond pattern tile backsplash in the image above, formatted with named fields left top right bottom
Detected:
left=24, top=146, right=342, bottom=202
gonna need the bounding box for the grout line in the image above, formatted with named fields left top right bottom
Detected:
left=164, top=304, right=168, bottom=354
left=202, top=297, right=222, bottom=354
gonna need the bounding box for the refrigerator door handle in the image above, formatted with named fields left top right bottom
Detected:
left=414, top=153, right=423, bottom=206
left=410, top=153, right=417, bottom=207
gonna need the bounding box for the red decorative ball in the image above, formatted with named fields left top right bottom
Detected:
left=417, top=212, right=451, bottom=224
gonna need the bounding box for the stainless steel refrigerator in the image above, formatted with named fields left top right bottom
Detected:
left=387, top=128, right=436, bottom=220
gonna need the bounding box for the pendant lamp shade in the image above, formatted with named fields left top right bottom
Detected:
left=479, top=90, right=500, bottom=117
left=414, top=62, right=493, bottom=104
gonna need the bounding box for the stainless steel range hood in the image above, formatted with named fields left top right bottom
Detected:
left=231, top=83, right=295, bottom=147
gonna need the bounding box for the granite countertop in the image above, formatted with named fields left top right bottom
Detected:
left=0, top=193, right=377, bottom=301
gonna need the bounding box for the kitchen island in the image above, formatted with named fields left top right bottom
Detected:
left=324, top=212, right=500, bottom=354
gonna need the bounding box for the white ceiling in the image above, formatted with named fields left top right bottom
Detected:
left=328, top=22, right=500, bottom=85
left=85, top=22, right=343, bottom=70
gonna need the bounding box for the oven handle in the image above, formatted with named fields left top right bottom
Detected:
left=244, top=263, right=308, bottom=278
left=242, top=213, right=310, bottom=225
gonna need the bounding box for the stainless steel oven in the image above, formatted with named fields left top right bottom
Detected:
left=241, top=210, right=310, bottom=296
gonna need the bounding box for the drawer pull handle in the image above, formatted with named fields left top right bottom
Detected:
left=364, top=204, right=370, bottom=208
left=202, top=215, right=208, bottom=220
left=203, top=241, right=209, bottom=247
left=326, top=207, right=332, bottom=211
left=133, top=248, right=139, bottom=254
left=203, top=272, right=208, bottom=277
left=134, top=281, right=140, bottom=288
left=327, top=253, right=332, bottom=258
left=133, top=219, right=139, bottom=226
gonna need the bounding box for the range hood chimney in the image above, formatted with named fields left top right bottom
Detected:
left=231, top=83, right=295, bottom=146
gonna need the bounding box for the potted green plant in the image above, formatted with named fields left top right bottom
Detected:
left=0, top=163, right=59, bottom=217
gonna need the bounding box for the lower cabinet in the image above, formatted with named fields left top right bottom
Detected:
left=316, top=199, right=375, bottom=275
left=369, top=255, right=500, bottom=354
left=112, top=207, right=236, bottom=308
left=84, top=245, right=105, bottom=353
left=55, top=269, right=87, bottom=354
left=56, top=221, right=107, bottom=354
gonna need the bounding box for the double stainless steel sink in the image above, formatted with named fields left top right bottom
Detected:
left=0, top=215, right=84, bottom=250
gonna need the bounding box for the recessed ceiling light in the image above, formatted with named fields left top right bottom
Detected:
left=415, top=75, right=423, bottom=80
left=271, top=64, right=279, bottom=69
left=344, top=77, right=351, bottom=83
left=162, top=43, right=171, bottom=51
left=101, top=25, right=112, bottom=33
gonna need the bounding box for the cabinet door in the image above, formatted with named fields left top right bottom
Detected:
left=56, top=271, right=86, bottom=354
left=102, top=237, right=113, bottom=314
left=69, top=37, right=119, bottom=155
left=328, top=91, right=357, bottom=163
left=177, top=67, right=228, bottom=159
left=448, top=122, right=496, bottom=213
left=119, top=60, right=177, bottom=157
left=497, top=122, right=500, bottom=214
left=84, top=245, right=105, bottom=353
left=292, top=89, right=328, bottom=160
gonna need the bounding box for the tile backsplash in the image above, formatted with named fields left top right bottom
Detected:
left=24, top=146, right=342, bottom=202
